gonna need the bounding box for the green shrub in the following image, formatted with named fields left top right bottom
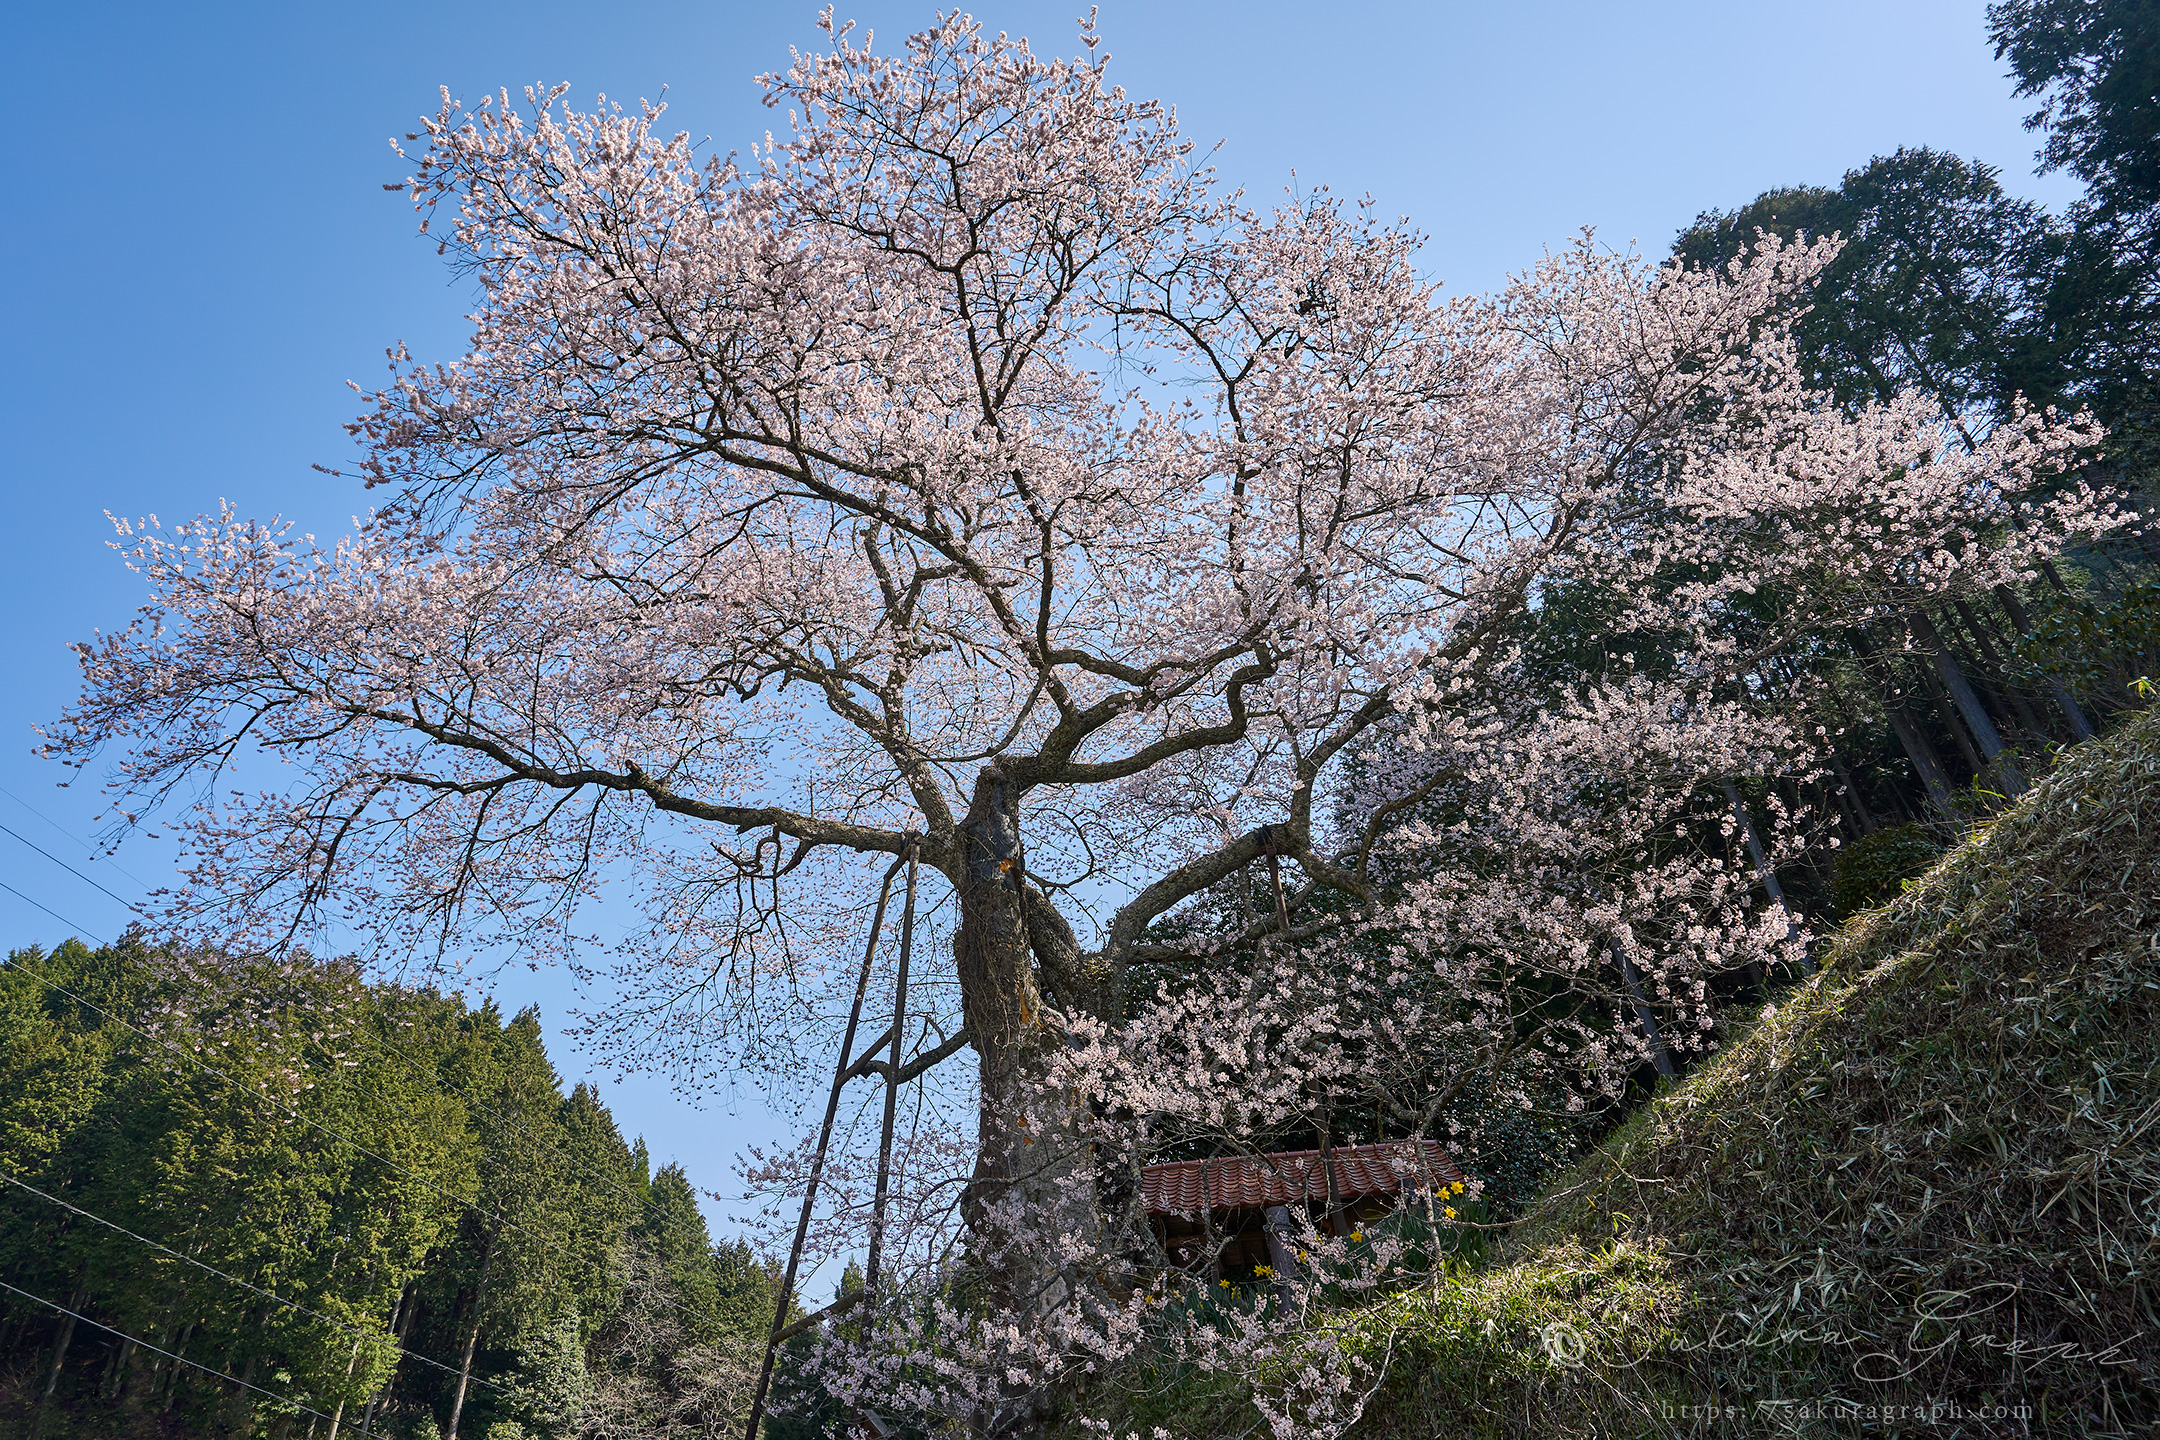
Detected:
left=1827, top=820, right=1942, bottom=915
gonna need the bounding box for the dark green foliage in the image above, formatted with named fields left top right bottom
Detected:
left=1059, top=706, right=2160, bottom=1440
left=636, top=1164, right=729, bottom=1345
left=498, top=1307, right=590, bottom=1440
left=1828, top=821, right=1946, bottom=916
left=1991, top=0, right=2160, bottom=216
left=1443, top=1089, right=1599, bottom=1223
left=2018, top=577, right=2160, bottom=696
left=1677, top=148, right=2059, bottom=417
left=0, top=940, right=781, bottom=1440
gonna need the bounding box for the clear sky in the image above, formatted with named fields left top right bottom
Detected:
left=0, top=0, right=2077, bottom=1251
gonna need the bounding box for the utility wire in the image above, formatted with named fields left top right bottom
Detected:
left=0, top=879, right=107, bottom=946
left=1, top=781, right=924, bottom=1249
left=5, top=807, right=707, bottom=1236
left=292, top=1000, right=782, bottom=1338
left=0, top=782, right=160, bottom=893
left=0, top=823, right=137, bottom=910
left=0, top=821, right=854, bottom=1341
left=0, top=1170, right=503, bottom=1393
left=0, top=902, right=725, bottom=1339
left=0, top=1277, right=334, bottom=1424
left=1, top=817, right=884, bottom=1324
left=0, top=950, right=650, bottom=1328
left=0, top=877, right=714, bottom=1383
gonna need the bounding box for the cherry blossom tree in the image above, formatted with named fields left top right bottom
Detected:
left=49, top=13, right=2118, bottom=1432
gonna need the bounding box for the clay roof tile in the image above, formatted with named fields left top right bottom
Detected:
left=1138, top=1138, right=1462, bottom=1217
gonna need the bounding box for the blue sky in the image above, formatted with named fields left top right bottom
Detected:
left=0, top=0, right=2077, bottom=1250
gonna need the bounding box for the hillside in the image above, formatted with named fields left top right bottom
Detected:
left=1078, top=710, right=2160, bottom=1438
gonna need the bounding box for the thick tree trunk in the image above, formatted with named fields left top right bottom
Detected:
left=950, top=767, right=1101, bottom=1322
left=1853, top=631, right=1958, bottom=813
left=952, top=769, right=1045, bottom=1239
left=1948, top=599, right=2046, bottom=736
left=1884, top=699, right=1958, bottom=813
left=1912, top=656, right=1986, bottom=776
left=1828, top=752, right=1878, bottom=835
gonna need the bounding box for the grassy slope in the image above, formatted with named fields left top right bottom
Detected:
left=1076, top=711, right=2160, bottom=1439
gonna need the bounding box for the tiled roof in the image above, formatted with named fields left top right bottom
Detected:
left=1139, top=1138, right=1463, bottom=1217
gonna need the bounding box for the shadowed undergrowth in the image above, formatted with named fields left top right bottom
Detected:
left=1061, top=711, right=2160, bottom=1438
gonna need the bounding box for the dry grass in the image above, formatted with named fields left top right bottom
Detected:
left=1065, top=709, right=2160, bottom=1438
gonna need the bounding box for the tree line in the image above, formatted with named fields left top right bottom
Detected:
left=0, top=936, right=830, bottom=1440
left=1650, top=0, right=2159, bottom=921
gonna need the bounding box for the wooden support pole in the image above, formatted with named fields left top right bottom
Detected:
left=863, top=837, right=919, bottom=1304
left=744, top=855, right=905, bottom=1440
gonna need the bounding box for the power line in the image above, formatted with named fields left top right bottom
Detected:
left=0, top=1277, right=334, bottom=1424
left=0, top=951, right=629, bottom=1319
left=0, top=1170, right=503, bottom=1393
left=0, top=782, right=160, bottom=894
left=3, top=808, right=680, bottom=1226
left=0, top=823, right=138, bottom=910
left=0, top=878, right=108, bottom=946
left=294, top=1000, right=753, bottom=1337
left=0, top=837, right=787, bottom=1341
left=0, top=788, right=895, bottom=1254
left=0, top=882, right=726, bottom=1390
left=0, top=943, right=727, bottom=1343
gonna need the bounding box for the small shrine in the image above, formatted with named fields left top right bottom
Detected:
left=1140, top=1138, right=1465, bottom=1278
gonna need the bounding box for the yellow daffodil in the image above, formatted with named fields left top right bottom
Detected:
left=1219, top=1279, right=1229, bottom=1288
left=1254, top=1264, right=1273, bottom=1277
left=1444, top=1206, right=1457, bottom=1219
left=1350, top=1231, right=1364, bottom=1242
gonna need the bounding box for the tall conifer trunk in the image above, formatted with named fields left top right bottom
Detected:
left=29, top=1274, right=88, bottom=1440
left=1914, top=611, right=2026, bottom=792
left=445, top=1242, right=494, bottom=1440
